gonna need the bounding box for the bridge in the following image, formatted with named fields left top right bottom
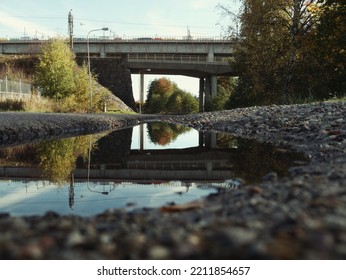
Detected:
left=0, top=38, right=235, bottom=110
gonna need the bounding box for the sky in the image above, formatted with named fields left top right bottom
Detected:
left=0, top=0, right=240, bottom=100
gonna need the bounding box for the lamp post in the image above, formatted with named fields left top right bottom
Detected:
left=138, top=68, right=151, bottom=114
left=87, top=27, right=108, bottom=113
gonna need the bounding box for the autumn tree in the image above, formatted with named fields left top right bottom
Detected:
left=310, top=0, right=346, bottom=98
left=145, top=77, right=176, bottom=113
left=144, top=77, right=198, bottom=114
left=147, top=123, right=190, bottom=146
left=225, top=0, right=323, bottom=107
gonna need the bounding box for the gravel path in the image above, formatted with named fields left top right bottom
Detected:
left=0, top=101, right=345, bottom=259
left=0, top=112, right=159, bottom=147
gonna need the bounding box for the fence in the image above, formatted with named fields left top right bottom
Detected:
left=0, top=76, right=32, bottom=100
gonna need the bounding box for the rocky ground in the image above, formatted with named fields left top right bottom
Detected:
left=0, top=101, right=345, bottom=259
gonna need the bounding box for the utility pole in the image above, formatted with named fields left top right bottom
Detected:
left=68, top=9, right=74, bottom=49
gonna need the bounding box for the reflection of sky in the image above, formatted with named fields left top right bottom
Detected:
left=131, top=124, right=199, bottom=150
left=0, top=180, right=216, bottom=217
left=0, top=125, right=211, bottom=216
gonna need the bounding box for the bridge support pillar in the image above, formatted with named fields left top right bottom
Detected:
left=204, top=132, right=217, bottom=149
left=205, top=76, right=211, bottom=106
left=100, top=45, right=106, bottom=58
left=199, top=78, right=205, bottom=112
left=139, top=73, right=145, bottom=113
left=211, top=76, right=218, bottom=97
left=199, top=76, right=218, bottom=112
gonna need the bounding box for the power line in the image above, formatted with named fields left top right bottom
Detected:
left=0, top=13, right=219, bottom=30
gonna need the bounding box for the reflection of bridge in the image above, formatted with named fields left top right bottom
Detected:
left=0, top=147, right=232, bottom=181
left=76, top=147, right=233, bottom=181
left=0, top=38, right=236, bottom=109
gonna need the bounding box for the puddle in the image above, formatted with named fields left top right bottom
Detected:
left=0, top=122, right=308, bottom=216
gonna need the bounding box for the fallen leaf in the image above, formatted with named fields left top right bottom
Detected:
left=160, top=200, right=204, bottom=212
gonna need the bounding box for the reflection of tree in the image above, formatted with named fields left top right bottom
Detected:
left=216, top=133, right=238, bottom=148
left=147, top=122, right=190, bottom=146
left=0, top=144, right=38, bottom=166
left=228, top=139, right=307, bottom=183
left=36, top=135, right=101, bottom=184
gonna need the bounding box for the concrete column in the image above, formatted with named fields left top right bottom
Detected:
left=204, top=132, right=216, bottom=149
left=210, top=132, right=217, bottom=149
left=205, top=76, right=211, bottom=105
left=211, top=75, right=218, bottom=97
left=139, top=73, right=144, bottom=114
left=199, top=78, right=205, bottom=112
left=140, top=123, right=144, bottom=151
left=206, top=162, right=213, bottom=178
left=207, top=46, right=215, bottom=62
left=100, top=44, right=106, bottom=58
left=199, top=131, right=205, bottom=147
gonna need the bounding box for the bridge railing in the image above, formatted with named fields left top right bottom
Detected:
left=3, top=35, right=232, bottom=43
left=74, top=35, right=231, bottom=43
left=0, top=77, right=32, bottom=100
left=126, top=53, right=230, bottom=64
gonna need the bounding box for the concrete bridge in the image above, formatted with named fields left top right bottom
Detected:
left=0, top=38, right=235, bottom=110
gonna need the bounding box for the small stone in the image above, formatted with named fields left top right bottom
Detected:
left=262, top=172, right=278, bottom=181
left=149, top=245, right=170, bottom=259
left=67, top=230, right=85, bottom=246
left=249, top=186, right=263, bottom=194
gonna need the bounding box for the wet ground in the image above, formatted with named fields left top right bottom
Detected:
left=0, top=101, right=345, bottom=259
left=0, top=124, right=307, bottom=216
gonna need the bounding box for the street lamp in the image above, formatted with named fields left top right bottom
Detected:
left=87, top=27, right=108, bottom=113
left=138, top=68, right=151, bottom=114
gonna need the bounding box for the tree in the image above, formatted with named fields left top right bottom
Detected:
left=36, top=134, right=99, bottom=184
left=225, top=0, right=323, bottom=107
left=35, top=38, right=120, bottom=113
left=147, top=122, right=190, bottom=146
left=166, top=89, right=199, bottom=114
left=206, top=77, right=237, bottom=111
left=311, top=0, right=346, bottom=98
left=145, top=78, right=175, bottom=113
left=35, top=38, right=76, bottom=100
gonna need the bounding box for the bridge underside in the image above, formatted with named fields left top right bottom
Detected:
left=128, top=61, right=235, bottom=78
left=129, top=60, right=235, bottom=111
left=77, top=57, right=236, bottom=112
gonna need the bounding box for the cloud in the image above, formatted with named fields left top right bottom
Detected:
left=0, top=10, right=57, bottom=38
left=188, top=0, right=213, bottom=10
left=145, top=10, right=186, bottom=37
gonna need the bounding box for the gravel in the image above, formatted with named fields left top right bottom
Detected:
left=0, top=101, right=345, bottom=259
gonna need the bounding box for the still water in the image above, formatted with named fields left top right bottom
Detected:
left=0, top=123, right=307, bottom=216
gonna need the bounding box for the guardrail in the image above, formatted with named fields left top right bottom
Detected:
left=2, top=35, right=233, bottom=43
left=126, top=53, right=230, bottom=64
left=0, top=77, right=32, bottom=100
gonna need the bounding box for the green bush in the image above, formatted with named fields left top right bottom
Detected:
left=166, top=89, right=199, bottom=114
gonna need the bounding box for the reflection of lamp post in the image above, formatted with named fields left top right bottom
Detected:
left=87, top=186, right=111, bottom=195
left=86, top=135, right=115, bottom=195
left=138, top=68, right=151, bottom=114
left=87, top=27, right=109, bottom=113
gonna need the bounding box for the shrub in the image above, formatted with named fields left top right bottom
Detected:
left=0, top=99, right=25, bottom=111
